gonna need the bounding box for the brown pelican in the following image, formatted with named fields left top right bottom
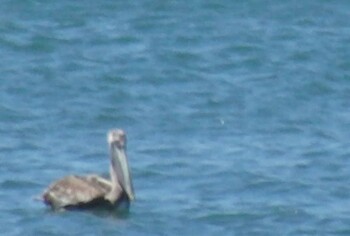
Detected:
left=41, top=129, right=135, bottom=210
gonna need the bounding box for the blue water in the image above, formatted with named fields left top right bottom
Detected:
left=1, top=1, right=350, bottom=235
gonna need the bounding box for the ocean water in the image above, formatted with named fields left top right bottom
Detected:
left=1, top=0, right=350, bottom=235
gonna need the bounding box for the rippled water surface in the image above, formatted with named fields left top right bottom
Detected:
left=1, top=1, right=350, bottom=235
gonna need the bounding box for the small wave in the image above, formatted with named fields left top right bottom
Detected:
left=0, top=179, right=41, bottom=189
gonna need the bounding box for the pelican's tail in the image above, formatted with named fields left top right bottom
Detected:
left=33, top=194, right=44, bottom=202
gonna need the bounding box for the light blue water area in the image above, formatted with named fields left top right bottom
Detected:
left=1, top=0, right=350, bottom=235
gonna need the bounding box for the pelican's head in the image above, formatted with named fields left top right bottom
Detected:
left=108, top=129, right=135, bottom=201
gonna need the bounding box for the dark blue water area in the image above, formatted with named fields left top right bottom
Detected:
left=1, top=0, right=350, bottom=235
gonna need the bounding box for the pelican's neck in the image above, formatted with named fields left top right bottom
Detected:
left=107, top=147, right=122, bottom=202
left=108, top=141, right=135, bottom=202
left=110, top=163, right=120, bottom=189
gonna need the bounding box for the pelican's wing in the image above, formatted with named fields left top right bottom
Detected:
left=42, top=175, right=111, bottom=209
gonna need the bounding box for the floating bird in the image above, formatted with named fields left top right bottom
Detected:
left=41, top=129, right=135, bottom=210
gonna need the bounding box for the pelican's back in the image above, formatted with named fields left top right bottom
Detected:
left=42, top=175, right=112, bottom=209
